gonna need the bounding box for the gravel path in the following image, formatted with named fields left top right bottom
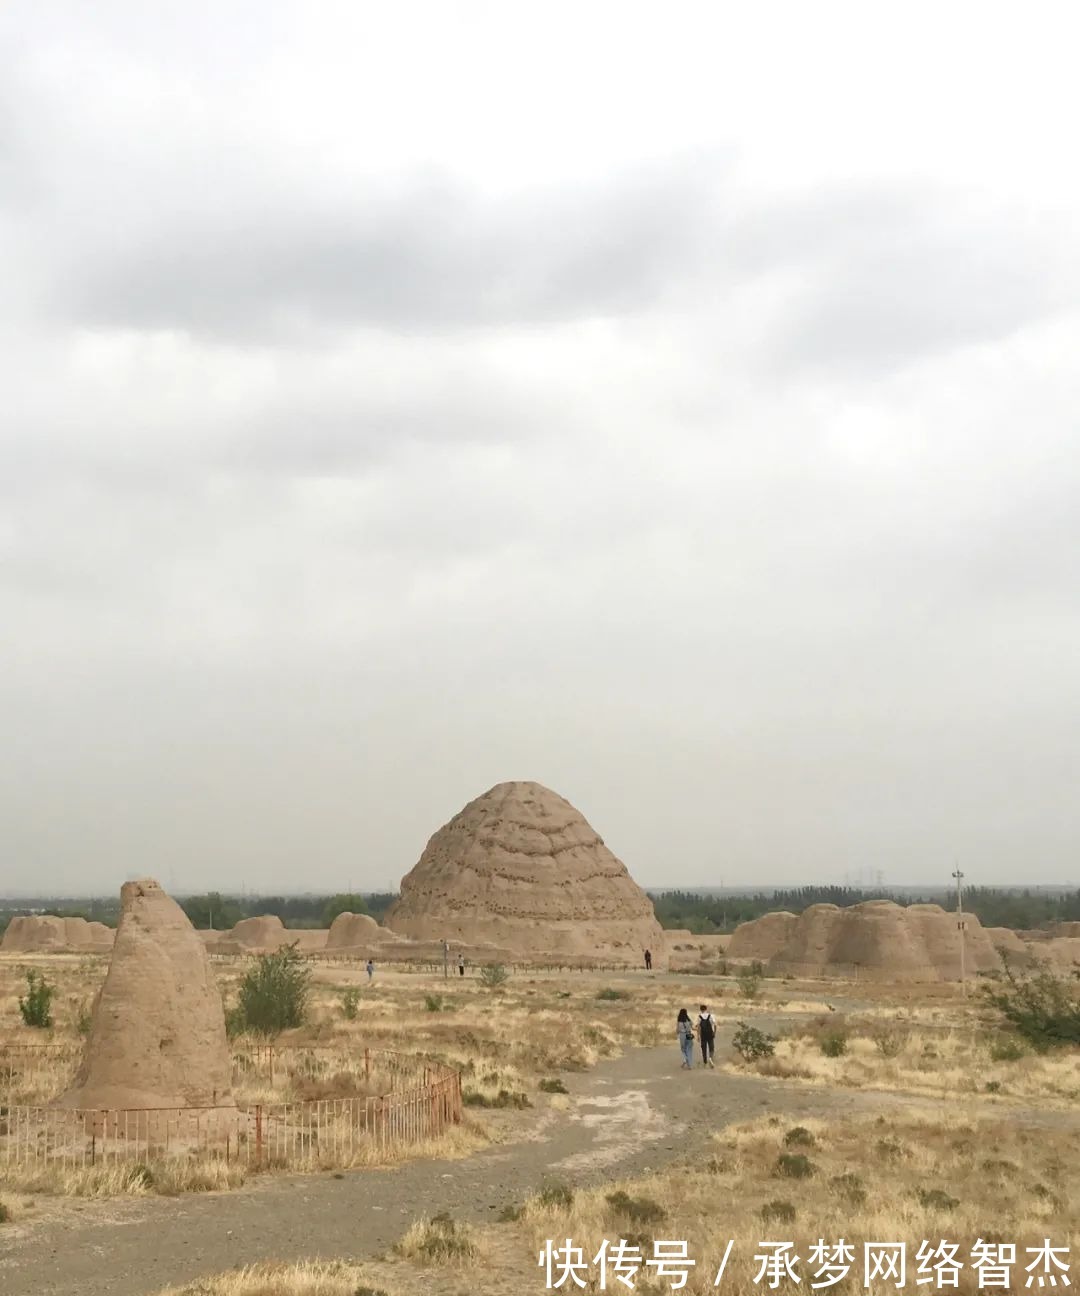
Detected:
left=2, top=1021, right=1074, bottom=1296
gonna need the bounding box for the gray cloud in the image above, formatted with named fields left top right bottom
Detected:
left=2, top=3, right=1080, bottom=894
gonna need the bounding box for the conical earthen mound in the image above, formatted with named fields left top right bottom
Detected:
left=59, top=879, right=233, bottom=1111
left=386, top=781, right=666, bottom=965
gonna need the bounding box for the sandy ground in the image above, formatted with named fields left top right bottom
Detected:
left=3, top=1017, right=1077, bottom=1296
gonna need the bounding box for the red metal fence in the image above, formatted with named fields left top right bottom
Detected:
left=0, top=1046, right=461, bottom=1173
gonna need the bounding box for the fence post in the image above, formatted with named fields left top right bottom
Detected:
left=364, top=1048, right=371, bottom=1082
left=254, top=1104, right=263, bottom=1167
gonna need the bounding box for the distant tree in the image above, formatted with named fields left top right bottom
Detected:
left=181, top=893, right=243, bottom=931
left=322, top=893, right=369, bottom=928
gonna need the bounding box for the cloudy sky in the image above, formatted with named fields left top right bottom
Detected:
left=2, top=2, right=1079, bottom=896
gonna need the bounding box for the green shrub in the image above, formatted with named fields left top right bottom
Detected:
left=737, top=970, right=763, bottom=1000
left=981, top=958, right=1080, bottom=1049
left=775, top=1153, right=815, bottom=1179
left=819, top=1032, right=848, bottom=1057
left=425, top=994, right=445, bottom=1013
left=0, top=1202, right=10, bottom=1224
left=232, top=944, right=311, bottom=1037
left=538, top=1181, right=574, bottom=1209
left=985, top=1079, right=1002, bottom=1093
left=596, top=988, right=630, bottom=1001
left=830, top=1173, right=867, bottom=1206
left=74, top=998, right=94, bottom=1037
left=783, top=1126, right=816, bottom=1148
left=462, top=1088, right=531, bottom=1109
left=479, top=963, right=509, bottom=988
left=760, top=1200, right=796, bottom=1224
left=605, top=1191, right=667, bottom=1226
left=917, top=1188, right=959, bottom=1211
left=539, top=1078, right=568, bottom=1094
left=18, top=970, right=54, bottom=1029
left=732, top=1021, right=776, bottom=1062
left=340, top=987, right=361, bottom=1020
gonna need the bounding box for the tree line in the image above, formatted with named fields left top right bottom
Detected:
left=3, top=884, right=1077, bottom=940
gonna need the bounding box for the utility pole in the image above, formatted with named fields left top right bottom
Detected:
left=952, top=865, right=966, bottom=996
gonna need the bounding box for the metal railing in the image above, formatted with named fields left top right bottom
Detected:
left=0, top=1046, right=462, bottom=1173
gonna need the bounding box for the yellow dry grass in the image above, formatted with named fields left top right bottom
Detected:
left=154, top=1260, right=398, bottom=1296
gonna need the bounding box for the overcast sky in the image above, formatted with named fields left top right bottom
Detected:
left=2, top=3, right=1079, bottom=897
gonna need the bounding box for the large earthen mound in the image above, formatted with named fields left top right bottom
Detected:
left=766, top=900, right=1002, bottom=982
left=1, top=915, right=114, bottom=953
left=59, top=879, right=233, bottom=1111
left=386, top=781, right=666, bottom=966
left=726, top=911, right=799, bottom=961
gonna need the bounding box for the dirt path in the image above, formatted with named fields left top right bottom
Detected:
left=3, top=1023, right=1076, bottom=1296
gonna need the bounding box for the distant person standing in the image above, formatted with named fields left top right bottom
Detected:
left=676, top=1008, right=694, bottom=1069
left=458, top=953, right=466, bottom=977
left=366, top=958, right=374, bottom=981
left=697, top=1004, right=716, bottom=1068
left=644, top=948, right=652, bottom=971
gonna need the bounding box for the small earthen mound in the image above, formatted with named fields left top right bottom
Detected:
left=326, top=912, right=400, bottom=949
left=726, top=911, right=799, bottom=961
left=59, top=879, right=233, bottom=1111
left=228, top=915, right=287, bottom=949
left=386, top=781, right=666, bottom=966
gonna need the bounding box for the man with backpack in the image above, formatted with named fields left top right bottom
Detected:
left=697, top=1004, right=716, bottom=1068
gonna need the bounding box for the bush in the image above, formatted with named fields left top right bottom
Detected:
left=605, top=1191, right=667, bottom=1226
left=232, top=944, right=311, bottom=1037
left=425, top=994, right=445, bottom=1013
left=819, top=1032, right=848, bottom=1057
left=538, top=1181, right=574, bottom=1209
left=539, top=1078, right=568, bottom=1094
left=737, top=970, right=763, bottom=1000
left=596, top=988, right=630, bottom=1001
left=74, top=998, right=94, bottom=1037
left=783, top=1126, right=816, bottom=1148
left=479, top=963, right=509, bottom=988
left=775, top=1153, right=815, bottom=1179
left=462, top=1088, right=531, bottom=1109
left=830, top=1173, right=867, bottom=1206
left=989, top=1035, right=1027, bottom=1062
left=339, top=987, right=361, bottom=1020
left=732, top=1021, right=776, bottom=1062
left=760, top=1200, right=796, bottom=1224
left=18, top=970, right=54, bottom=1029
left=981, top=957, right=1080, bottom=1049
left=871, top=1026, right=907, bottom=1058
left=917, top=1188, right=959, bottom=1211
left=397, top=1212, right=476, bottom=1262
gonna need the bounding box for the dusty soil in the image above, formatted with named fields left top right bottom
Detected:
left=2, top=1017, right=1076, bottom=1296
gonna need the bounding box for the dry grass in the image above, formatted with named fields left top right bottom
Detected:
left=155, top=1260, right=397, bottom=1296
left=727, top=1011, right=1080, bottom=1106
left=507, top=1111, right=1079, bottom=1295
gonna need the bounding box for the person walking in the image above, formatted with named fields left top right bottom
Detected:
left=676, top=1008, right=695, bottom=1069
left=697, top=1004, right=716, bottom=1067
left=644, top=948, right=652, bottom=971
left=458, top=953, right=466, bottom=977
left=365, top=958, right=374, bottom=981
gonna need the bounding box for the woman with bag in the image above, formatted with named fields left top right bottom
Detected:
left=676, top=1008, right=695, bottom=1069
